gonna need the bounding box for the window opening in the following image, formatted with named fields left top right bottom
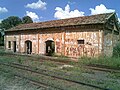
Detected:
left=77, top=40, right=84, bottom=44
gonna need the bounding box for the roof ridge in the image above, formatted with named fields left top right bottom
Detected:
left=6, top=12, right=115, bottom=31
left=14, top=12, right=114, bottom=26
left=36, top=12, right=114, bottom=24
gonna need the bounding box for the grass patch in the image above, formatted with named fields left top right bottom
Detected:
left=78, top=56, right=120, bottom=69
left=0, top=70, right=41, bottom=90
left=0, top=49, right=120, bottom=90
left=42, top=61, right=58, bottom=67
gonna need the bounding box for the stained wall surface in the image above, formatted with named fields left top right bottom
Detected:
left=5, top=27, right=104, bottom=58
left=64, top=30, right=103, bottom=57
left=103, top=30, right=119, bottom=57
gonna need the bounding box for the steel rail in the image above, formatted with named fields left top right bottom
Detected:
left=0, top=67, right=64, bottom=90
left=85, top=65, right=120, bottom=73
left=0, top=68, right=50, bottom=90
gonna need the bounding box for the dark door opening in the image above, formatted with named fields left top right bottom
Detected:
left=25, top=40, right=32, bottom=54
left=45, top=40, right=55, bottom=56
left=13, top=41, right=16, bottom=52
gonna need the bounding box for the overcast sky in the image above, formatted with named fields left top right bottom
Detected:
left=0, top=0, right=120, bottom=22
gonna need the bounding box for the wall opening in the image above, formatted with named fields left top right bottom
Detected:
left=8, top=41, right=11, bottom=49
left=77, top=40, right=84, bottom=44
left=25, top=40, right=32, bottom=54
left=45, top=40, right=55, bottom=56
left=13, top=41, right=16, bottom=52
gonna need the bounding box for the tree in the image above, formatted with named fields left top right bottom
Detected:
left=22, top=16, right=33, bottom=24
left=0, top=28, right=4, bottom=46
left=0, top=16, right=33, bottom=46
left=1, top=16, right=22, bottom=30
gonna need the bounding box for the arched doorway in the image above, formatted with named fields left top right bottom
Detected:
left=25, top=40, right=32, bottom=54
left=45, top=40, right=55, bottom=56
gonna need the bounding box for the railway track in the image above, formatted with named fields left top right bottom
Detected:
left=0, top=67, right=65, bottom=90
left=85, top=65, right=120, bottom=73
left=0, top=52, right=72, bottom=64
left=0, top=68, right=51, bottom=90
left=0, top=62, right=110, bottom=90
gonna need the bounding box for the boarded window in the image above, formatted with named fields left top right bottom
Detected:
left=8, top=41, right=11, bottom=48
left=77, top=40, right=84, bottom=44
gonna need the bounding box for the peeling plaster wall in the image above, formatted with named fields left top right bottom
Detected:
left=20, top=33, right=39, bottom=54
left=5, top=30, right=64, bottom=55
left=103, top=30, right=119, bottom=57
left=5, top=28, right=119, bottom=58
left=64, top=30, right=103, bottom=57
left=5, top=28, right=104, bottom=58
left=38, top=31, right=63, bottom=54
left=5, top=35, right=20, bottom=52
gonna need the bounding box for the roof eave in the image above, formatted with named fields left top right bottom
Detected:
left=5, top=23, right=104, bottom=32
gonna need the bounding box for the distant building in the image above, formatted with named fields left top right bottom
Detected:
left=4, top=12, right=120, bottom=57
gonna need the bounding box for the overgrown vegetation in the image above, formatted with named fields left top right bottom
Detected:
left=0, top=49, right=120, bottom=90
left=78, top=56, right=120, bottom=69
left=0, top=30, right=4, bottom=46
left=113, top=42, right=120, bottom=57
left=0, top=16, right=33, bottom=30
left=78, top=42, right=120, bottom=69
left=0, top=71, right=42, bottom=90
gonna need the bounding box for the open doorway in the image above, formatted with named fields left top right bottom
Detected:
left=45, top=40, right=55, bottom=56
left=13, top=41, right=16, bottom=52
left=25, top=40, right=32, bottom=54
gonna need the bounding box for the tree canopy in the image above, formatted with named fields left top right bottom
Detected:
left=1, top=16, right=22, bottom=30
left=0, top=16, right=33, bottom=30
left=22, top=16, right=33, bottom=24
left=0, top=29, right=4, bottom=46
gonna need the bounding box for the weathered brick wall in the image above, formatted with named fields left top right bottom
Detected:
left=5, top=28, right=104, bottom=58
left=20, top=33, right=39, bottom=53
left=5, top=29, right=64, bottom=55
left=38, top=30, right=63, bottom=55
left=64, top=30, right=103, bottom=57
left=103, top=30, right=119, bottom=57
left=5, top=35, right=19, bottom=52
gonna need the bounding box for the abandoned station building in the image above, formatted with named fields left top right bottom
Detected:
left=5, top=12, right=120, bottom=58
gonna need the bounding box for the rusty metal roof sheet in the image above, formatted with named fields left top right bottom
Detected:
left=6, top=13, right=113, bottom=31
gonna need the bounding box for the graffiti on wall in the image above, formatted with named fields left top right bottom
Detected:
left=65, top=44, right=96, bottom=57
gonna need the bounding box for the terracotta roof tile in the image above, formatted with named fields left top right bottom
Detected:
left=6, top=13, right=113, bottom=31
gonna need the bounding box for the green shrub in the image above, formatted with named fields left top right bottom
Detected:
left=113, top=42, right=120, bottom=57
left=17, top=57, right=22, bottom=64
left=78, top=56, right=120, bottom=69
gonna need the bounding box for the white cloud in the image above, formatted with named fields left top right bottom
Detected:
left=118, top=18, right=120, bottom=22
left=0, top=19, right=3, bottom=22
left=26, top=11, right=40, bottom=22
left=90, top=4, right=115, bottom=15
left=68, top=1, right=76, bottom=5
left=25, top=0, right=47, bottom=10
left=0, top=19, right=2, bottom=23
left=0, top=7, right=8, bottom=13
left=54, top=4, right=85, bottom=19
